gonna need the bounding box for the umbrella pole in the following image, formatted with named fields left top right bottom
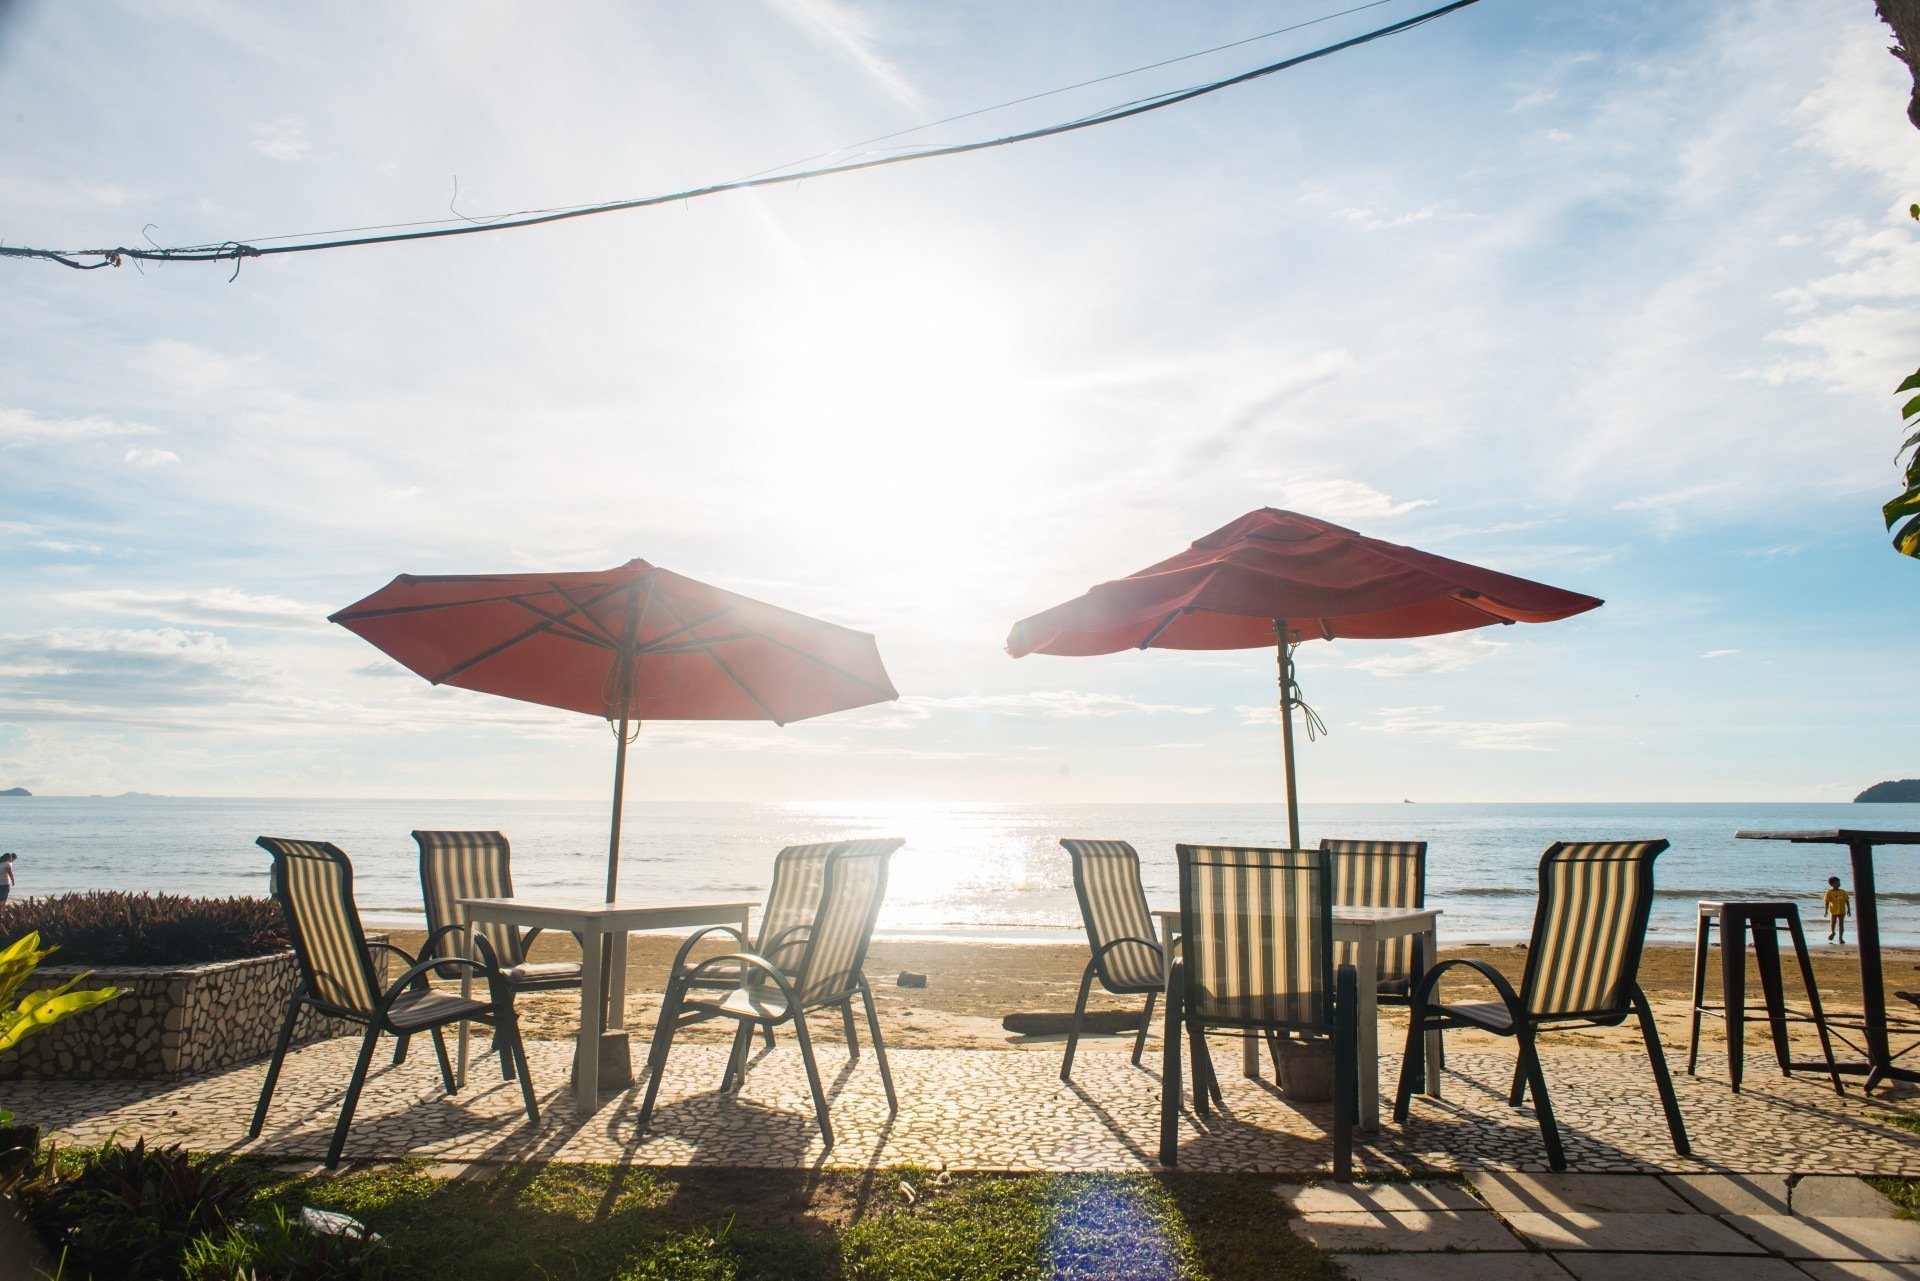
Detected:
left=1275, top=621, right=1301, bottom=849
left=606, top=712, right=630, bottom=902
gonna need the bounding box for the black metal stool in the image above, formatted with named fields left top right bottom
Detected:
left=1688, top=899, right=1841, bottom=1093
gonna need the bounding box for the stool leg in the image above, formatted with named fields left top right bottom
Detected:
left=1752, top=919, right=1792, bottom=1076
left=1722, top=907, right=1747, bottom=1092
left=1688, top=909, right=1713, bottom=1075
left=1784, top=909, right=1845, bottom=1095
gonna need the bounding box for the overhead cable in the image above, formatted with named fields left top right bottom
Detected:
left=0, top=0, right=1483, bottom=274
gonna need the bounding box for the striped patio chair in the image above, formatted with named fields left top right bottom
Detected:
left=413, top=830, right=583, bottom=992
left=638, top=838, right=903, bottom=1152
left=1322, top=838, right=1429, bottom=999
left=666, top=840, right=877, bottom=1064
left=250, top=837, right=538, bottom=1167
left=1393, top=839, right=1688, bottom=1171
left=1160, top=844, right=1358, bottom=1180
left=1059, top=839, right=1166, bottom=1080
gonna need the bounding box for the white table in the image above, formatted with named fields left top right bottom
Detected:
left=1154, top=904, right=1442, bottom=1130
left=456, top=896, right=753, bottom=1114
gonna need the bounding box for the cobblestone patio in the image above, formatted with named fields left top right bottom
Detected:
left=10, top=1037, right=1920, bottom=1176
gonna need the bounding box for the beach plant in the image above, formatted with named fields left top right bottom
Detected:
left=13, top=1137, right=253, bottom=1280
left=0, top=890, right=286, bottom=966
left=180, top=1203, right=392, bottom=1281
left=0, top=930, right=120, bottom=1127
left=1888, top=341, right=1920, bottom=558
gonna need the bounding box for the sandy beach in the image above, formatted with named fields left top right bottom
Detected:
left=389, top=928, right=1919, bottom=1060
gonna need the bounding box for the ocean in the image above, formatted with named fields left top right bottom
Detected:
left=3, top=797, right=1918, bottom=947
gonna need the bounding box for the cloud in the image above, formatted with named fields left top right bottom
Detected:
left=767, top=0, right=919, bottom=108
left=1701, top=649, right=1741, bottom=659
left=60, top=588, right=330, bottom=631
left=123, top=447, right=180, bottom=468
left=1348, top=633, right=1510, bottom=677
left=1362, top=705, right=1565, bottom=752
left=1240, top=477, right=1432, bottom=524
left=1337, top=203, right=1445, bottom=231
left=873, top=690, right=1212, bottom=725
left=0, top=522, right=102, bottom=556
left=249, top=117, right=311, bottom=162
left=0, top=408, right=156, bottom=445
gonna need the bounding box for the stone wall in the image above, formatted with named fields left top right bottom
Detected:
left=0, top=936, right=390, bottom=1081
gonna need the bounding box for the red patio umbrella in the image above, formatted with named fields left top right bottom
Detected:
left=1006, top=508, right=1602, bottom=846
left=330, top=559, right=898, bottom=899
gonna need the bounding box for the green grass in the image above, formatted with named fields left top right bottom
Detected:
left=223, top=1160, right=1341, bottom=1281
left=1863, top=1111, right=1920, bottom=1218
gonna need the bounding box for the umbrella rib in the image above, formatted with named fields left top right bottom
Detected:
left=649, top=594, right=785, bottom=724
left=1449, top=591, right=1518, bottom=625
left=425, top=586, right=628, bottom=685
left=1137, top=610, right=1187, bottom=649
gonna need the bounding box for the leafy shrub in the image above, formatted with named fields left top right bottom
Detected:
left=0, top=891, right=286, bottom=966
left=181, top=1204, right=392, bottom=1281
left=11, top=1137, right=254, bottom=1280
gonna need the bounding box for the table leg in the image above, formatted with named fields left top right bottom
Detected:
left=576, top=925, right=603, bottom=1113
left=1850, top=840, right=1893, bottom=1089
left=456, top=916, right=474, bottom=1089
left=608, top=928, right=629, bottom=1033
left=1420, top=922, right=1442, bottom=1098
left=1722, top=906, right=1746, bottom=1092
left=1355, top=926, right=1381, bottom=1131
left=1751, top=918, right=1792, bottom=1074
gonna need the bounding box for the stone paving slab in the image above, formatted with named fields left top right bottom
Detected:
left=1729, top=1217, right=1920, bottom=1263
left=1553, top=1254, right=1810, bottom=1280
left=1278, top=1180, right=1483, bottom=1212
left=1331, top=1255, right=1573, bottom=1280
left=1665, top=1173, right=1794, bottom=1215
left=1795, top=1177, right=1903, bottom=1219
left=1290, top=1209, right=1526, bottom=1252
left=1502, top=1211, right=1770, bottom=1254
left=6, top=1036, right=1920, bottom=1175
left=1793, top=1263, right=1920, bottom=1279
left=1470, top=1170, right=1696, bottom=1214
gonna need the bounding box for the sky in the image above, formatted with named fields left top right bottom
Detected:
left=2, top=0, right=1919, bottom=805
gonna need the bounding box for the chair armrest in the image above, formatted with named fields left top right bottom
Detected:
left=669, top=924, right=751, bottom=976
left=1092, top=935, right=1165, bottom=965
left=671, top=951, right=801, bottom=1010
left=1410, top=957, right=1524, bottom=1015
left=366, top=938, right=421, bottom=968
left=379, top=953, right=509, bottom=1016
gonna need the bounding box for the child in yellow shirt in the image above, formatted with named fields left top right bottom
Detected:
left=1823, top=876, right=1851, bottom=944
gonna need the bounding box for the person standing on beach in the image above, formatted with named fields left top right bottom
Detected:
left=0, top=852, right=14, bottom=905
left=1823, top=875, right=1851, bottom=944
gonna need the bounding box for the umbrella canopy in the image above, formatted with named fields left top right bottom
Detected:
left=331, top=558, right=897, bottom=898
left=1007, top=508, right=1601, bottom=844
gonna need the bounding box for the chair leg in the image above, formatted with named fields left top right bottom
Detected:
left=1061, top=964, right=1097, bottom=1082
left=249, top=997, right=304, bottom=1139
left=495, top=1007, right=540, bottom=1123
left=1188, top=1016, right=1214, bottom=1119
left=1687, top=909, right=1712, bottom=1075
left=1752, top=921, right=1793, bottom=1075
left=1631, top=984, right=1690, bottom=1157
left=1159, top=967, right=1184, bottom=1167
left=859, top=977, right=897, bottom=1114
left=1784, top=910, right=1844, bottom=1094
left=1513, top=1023, right=1565, bottom=1171
left=1333, top=964, right=1357, bottom=1182
left=1508, top=1056, right=1528, bottom=1107
left=328, top=1024, right=384, bottom=1169
left=430, top=1027, right=457, bottom=1094
left=842, top=999, right=861, bottom=1061
left=1394, top=1001, right=1428, bottom=1123
left=637, top=986, right=686, bottom=1135
left=392, top=1033, right=410, bottom=1067
left=1132, top=990, right=1157, bottom=1066
left=722, top=1022, right=755, bottom=1094
left=792, top=1014, right=835, bottom=1152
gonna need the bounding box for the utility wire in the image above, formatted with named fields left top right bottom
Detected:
left=0, top=0, right=1482, bottom=274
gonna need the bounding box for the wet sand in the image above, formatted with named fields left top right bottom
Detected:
left=388, top=928, right=1920, bottom=1058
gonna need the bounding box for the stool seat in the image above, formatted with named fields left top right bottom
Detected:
left=1688, top=899, right=1841, bottom=1094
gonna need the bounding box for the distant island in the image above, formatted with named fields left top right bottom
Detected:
left=1856, top=779, right=1920, bottom=803
left=0, top=787, right=29, bottom=797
